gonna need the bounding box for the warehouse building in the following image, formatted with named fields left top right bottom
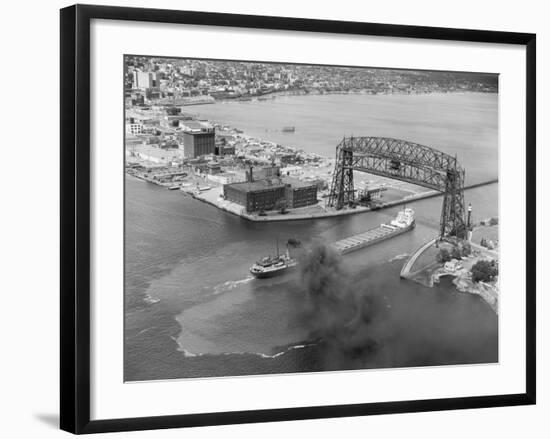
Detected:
left=215, top=144, right=236, bottom=156
left=223, top=177, right=318, bottom=213
left=246, top=165, right=280, bottom=182
left=223, top=179, right=287, bottom=213
left=283, top=177, right=319, bottom=208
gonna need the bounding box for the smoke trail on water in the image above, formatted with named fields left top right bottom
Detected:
left=296, top=242, right=498, bottom=370
left=298, top=242, right=379, bottom=368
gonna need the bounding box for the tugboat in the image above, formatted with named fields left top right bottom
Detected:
left=250, top=239, right=298, bottom=279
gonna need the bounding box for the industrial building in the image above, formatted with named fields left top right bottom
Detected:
left=223, top=176, right=318, bottom=213
left=126, top=144, right=179, bottom=165
left=223, top=180, right=287, bottom=213
left=179, top=121, right=216, bottom=158
left=283, top=177, right=319, bottom=208
left=207, top=172, right=243, bottom=185
left=162, top=114, right=194, bottom=128
left=245, top=165, right=281, bottom=181
left=215, top=144, right=236, bottom=156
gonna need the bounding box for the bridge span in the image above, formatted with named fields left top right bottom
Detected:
left=400, top=237, right=438, bottom=279
left=328, top=136, right=467, bottom=241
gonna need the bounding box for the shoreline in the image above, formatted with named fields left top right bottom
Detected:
left=128, top=91, right=498, bottom=224
left=434, top=269, right=498, bottom=314
left=183, top=186, right=437, bottom=222
left=208, top=89, right=497, bottom=105
left=177, top=179, right=498, bottom=222
left=402, top=239, right=499, bottom=314
left=406, top=264, right=498, bottom=314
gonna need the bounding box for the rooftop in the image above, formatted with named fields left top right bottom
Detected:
left=282, top=176, right=317, bottom=189
left=226, top=179, right=286, bottom=193
left=181, top=120, right=214, bottom=133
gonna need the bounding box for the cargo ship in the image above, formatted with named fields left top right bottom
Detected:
left=282, top=126, right=295, bottom=133
left=331, top=207, right=415, bottom=255
left=249, top=240, right=298, bottom=278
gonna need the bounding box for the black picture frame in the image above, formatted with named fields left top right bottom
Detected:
left=60, top=4, right=536, bottom=434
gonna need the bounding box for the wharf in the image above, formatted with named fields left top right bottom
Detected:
left=400, top=238, right=438, bottom=278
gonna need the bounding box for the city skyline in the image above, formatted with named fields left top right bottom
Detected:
left=125, top=56, right=498, bottom=105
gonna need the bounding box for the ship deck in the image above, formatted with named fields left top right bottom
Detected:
left=331, top=224, right=400, bottom=254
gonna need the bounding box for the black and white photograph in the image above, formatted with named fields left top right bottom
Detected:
left=0, top=0, right=544, bottom=436
left=124, top=56, right=500, bottom=382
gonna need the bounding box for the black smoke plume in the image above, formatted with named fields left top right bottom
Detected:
left=296, top=242, right=498, bottom=370
left=298, top=242, right=379, bottom=368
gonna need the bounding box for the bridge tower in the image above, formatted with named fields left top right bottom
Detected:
left=328, top=138, right=355, bottom=209
left=439, top=162, right=467, bottom=240
left=327, top=136, right=467, bottom=241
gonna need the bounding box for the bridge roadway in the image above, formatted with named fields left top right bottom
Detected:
left=400, top=237, right=438, bottom=278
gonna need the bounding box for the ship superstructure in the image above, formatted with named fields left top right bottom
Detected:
left=249, top=240, right=298, bottom=278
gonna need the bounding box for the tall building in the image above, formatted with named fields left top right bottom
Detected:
left=179, top=121, right=216, bottom=158
left=133, top=71, right=156, bottom=89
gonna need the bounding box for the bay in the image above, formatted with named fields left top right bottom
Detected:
left=125, top=92, right=499, bottom=381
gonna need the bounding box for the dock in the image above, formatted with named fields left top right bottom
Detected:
left=400, top=237, right=437, bottom=278
left=331, top=224, right=405, bottom=255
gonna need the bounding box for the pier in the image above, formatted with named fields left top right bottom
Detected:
left=400, top=237, right=438, bottom=278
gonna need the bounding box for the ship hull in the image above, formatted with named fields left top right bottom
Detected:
left=250, top=264, right=297, bottom=279
left=333, top=221, right=415, bottom=255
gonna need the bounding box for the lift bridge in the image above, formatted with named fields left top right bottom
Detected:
left=328, top=136, right=467, bottom=240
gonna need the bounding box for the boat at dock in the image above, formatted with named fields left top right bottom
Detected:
left=331, top=208, right=415, bottom=255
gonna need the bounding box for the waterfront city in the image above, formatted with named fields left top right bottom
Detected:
left=124, top=56, right=499, bottom=381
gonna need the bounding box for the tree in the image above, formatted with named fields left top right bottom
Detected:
left=451, top=246, right=462, bottom=260
left=436, top=248, right=452, bottom=263
left=471, top=259, right=498, bottom=283
left=461, top=241, right=472, bottom=257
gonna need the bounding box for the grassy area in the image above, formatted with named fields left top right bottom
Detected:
left=472, top=224, right=498, bottom=246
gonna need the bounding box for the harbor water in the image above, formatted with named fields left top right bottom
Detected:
left=125, top=92, right=498, bottom=381
left=189, top=92, right=498, bottom=185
